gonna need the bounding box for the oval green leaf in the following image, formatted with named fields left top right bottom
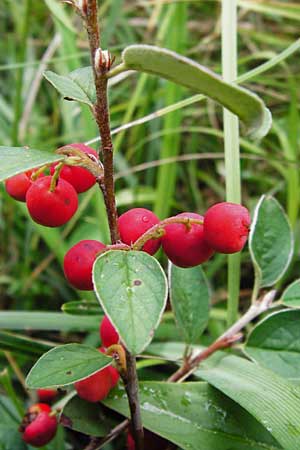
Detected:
left=245, top=309, right=300, bottom=379
left=44, top=68, right=94, bottom=107
left=104, top=382, right=281, bottom=450
left=93, top=250, right=168, bottom=355
left=249, top=195, right=293, bottom=288
left=26, top=344, right=112, bottom=389
left=282, top=279, right=300, bottom=308
left=122, top=45, right=271, bottom=139
left=196, top=354, right=300, bottom=450
left=169, top=264, right=210, bottom=344
left=0, top=146, right=64, bottom=182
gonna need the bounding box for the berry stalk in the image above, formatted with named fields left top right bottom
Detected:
left=132, top=216, right=204, bottom=251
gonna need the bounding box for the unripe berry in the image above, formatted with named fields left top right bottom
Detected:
left=51, top=143, right=98, bottom=193
left=118, top=208, right=161, bottom=255
left=100, top=316, right=119, bottom=348
left=64, top=240, right=105, bottom=290
left=20, top=404, right=57, bottom=448
left=203, top=202, right=251, bottom=253
left=162, top=212, right=214, bottom=268
left=74, top=366, right=112, bottom=402
left=37, top=389, right=57, bottom=403
left=26, top=176, right=78, bottom=227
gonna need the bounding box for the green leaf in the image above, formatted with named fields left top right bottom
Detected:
left=282, top=279, right=300, bottom=308
left=0, top=396, right=27, bottom=450
left=249, top=195, right=293, bottom=288
left=122, top=45, right=271, bottom=139
left=26, top=344, right=112, bottom=389
left=0, top=312, right=100, bottom=332
left=93, top=250, right=168, bottom=355
left=0, top=146, right=64, bottom=182
left=245, top=310, right=300, bottom=380
left=147, top=341, right=203, bottom=361
left=169, top=264, right=210, bottom=344
left=62, top=300, right=102, bottom=316
left=44, top=67, right=95, bottom=106
left=196, top=354, right=300, bottom=450
left=62, top=397, right=112, bottom=437
left=104, top=382, right=281, bottom=450
left=0, top=331, right=53, bottom=357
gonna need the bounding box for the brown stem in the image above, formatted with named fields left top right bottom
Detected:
left=83, top=420, right=129, bottom=450
left=168, top=289, right=277, bottom=383
left=86, top=0, right=119, bottom=244
left=122, top=351, right=144, bottom=450
left=133, top=217, right=204, bottom=251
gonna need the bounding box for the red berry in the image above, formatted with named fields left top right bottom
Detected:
left=26, top=176, right=78, bottom=227
left=118, top=208, right=161, bottom=255
left=100, top=316, right=119, bottom=348
left=64, top=240, right=105, bottom=290
left=108, top=366, right=120, bottom=388
left=28, top=403, right=51, bottom=414
left=127, top=432, right=135, bottom=450
left=51, top=143, right=98, bottom=193
left=161, top=212, right=214, bottom=268
left=203, top=202, right=251, bottom=254
left=37, top=389, right=57, bottom=403
left=20, top=405, right=57, bottom=448
left=5, top=170, right=43, bottom=202
left=74, top=366, right=112, bottom=402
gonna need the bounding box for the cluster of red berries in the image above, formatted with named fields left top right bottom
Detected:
left=19, top=401, right=58, bottom=447
left=5, top=143, right=98, bottom=227
left=19, top=317, right=119, bottom=447
left=74, top=315, right=120, bottom=402
left=63, top=203, right=250, bottom=292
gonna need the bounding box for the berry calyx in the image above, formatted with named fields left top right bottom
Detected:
left=100, top=316, right=119, bottom=348
left=64, top=240, right=105, bottom=290
left=37, top=389, right=57, bottom=403
left=118, top=208, right=161, bottom=255
left=26, top=176, right=78, bottom=227
left=161, top=212, right=214, bottom=268
left=74, top=366, right=112, bottom=403
left=203, top=202, right=251, bottom=254
left=51, top=143, right=99, bottom=193
left=20, top=404, right=57, bottom=448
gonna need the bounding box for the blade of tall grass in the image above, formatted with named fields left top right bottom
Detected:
left=222, top=0, right=241, bottom=326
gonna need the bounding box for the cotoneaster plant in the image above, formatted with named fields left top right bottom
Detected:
left=2, top=2, right=299, bottom=450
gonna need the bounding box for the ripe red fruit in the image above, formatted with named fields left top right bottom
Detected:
left=74, top=366, right=112, bottom=402
left=203, top=202, right=251, bottom=254
left=161, top=212, right=214, bottom=268
left=100, top=316, right=119, bottom=348
left=127, top=432, right=135, bottom=450
left=118, top=208, right=161, bottom=255
left=5, top=170, right=43, bottom=202
left=28, top=403, right=51, bottom=414
left=20, top=404, right=57, bottom=448
left=37, top=389, right=57, bottom=403
left=26, top=176, right=78, bottom=227
left=51, top=143, right=98, bottom=193
left=64, top=240, right=105, bottom=290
